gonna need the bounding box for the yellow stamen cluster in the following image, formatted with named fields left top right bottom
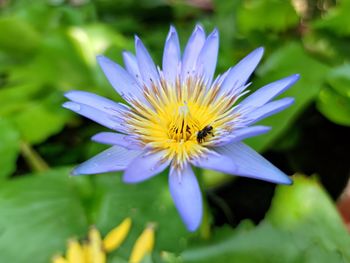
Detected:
left=52, top=218, right=155, bottom=263
left=125, top=76, right=238, bottom=167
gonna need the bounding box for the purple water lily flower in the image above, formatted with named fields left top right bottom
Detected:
left=63, top=25, right=299, bottom=232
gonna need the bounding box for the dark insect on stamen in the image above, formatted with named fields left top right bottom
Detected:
left=197, top=125, right=214, bottom=143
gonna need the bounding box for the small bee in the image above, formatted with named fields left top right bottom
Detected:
left=197, top=125, right=214, bottom=143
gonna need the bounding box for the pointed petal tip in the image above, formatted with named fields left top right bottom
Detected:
left=71, top=163, right=92, bottom=176
left=166, top=27, right=178, bottom=41
left=194, top=24, right=205, bottom=35
left=290, top=73, right=301, bottom=82
left=122, top=50, right=134, bottom=62
left=187, top=222, right=200, bottom=232
left=257, top=46, right=265, bottom=52
left=121, top=50, right=130, bottom=57
left=277, top=74, right=300, bottom=90
left=96, top=55, right=113, bottom=68
left=96, top=54, right=107, bottom=62
left=90, top=133, right=100, bottom=142
left=284, top=97, right=295, bottom=105
left=63, top=90, right=74, bottom=99
left=62, top=101, right=80, bottom=112
left=169, top=165, right=203, bottom=233
left=122, top=173, right=140, bottom=184
left=211, top=28, right=219, bottom=37
left=134, top=35, right=144, bottom=51
left=70, top=167, right=81, bottom=176
left=134, top=35, right=142, bottom=46
left=278, top=175, right=293, bottom=185
left=253, top=46, right=265, bottom=59
left=169, top=24, right=176, bottom=33
left=257, top=126, right=272, bottom=133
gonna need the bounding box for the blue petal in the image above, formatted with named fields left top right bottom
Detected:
left=213, top=126, right=271, bottom=146
left=123, top=150, right=170, bottom=183
left=245, top=97, right=295, bottom=125
left=91, top=132, right=141, bottom=150
left=240, top=74, right=300, bottom=108
left=64, top=90, right=125, bottom=116
left=97, top=55, right=144, bottom=101
left=196, top=28, right=219, bottom=85
left=122, top=51, right=142, bottom=84
left=181, top=24, right=206, bottom=80
left=191, top=151, right=236, bottom=177
left=163, top=25, right=181, bottom=86
left=169, top=164, right=202, bottom=232
left=192, top=142, right=292, bottom=184
left=135, top=36, right=161, bottom=88
left=62, top=101, right=125, bottom=132
left=72, top=146, right=141, bottom=175
left=220, top=47, right=264, bottom=95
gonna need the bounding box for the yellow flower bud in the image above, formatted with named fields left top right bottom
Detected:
left=82, top=241, right=91, bottom=263
left=88, top=226, right=106, bottom=263
left=129, top=223, right=155, bottom=263
left=103, top=217, right=132, bottom=253
left=66, top=239, right=85, bottom=263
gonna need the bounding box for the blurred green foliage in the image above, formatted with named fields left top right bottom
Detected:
left=0, top=0, right=350, bottom=262
left=179, top=177, right=350, bottom=263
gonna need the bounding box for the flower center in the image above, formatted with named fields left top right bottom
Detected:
left=124, top=76, right=238, bottom=166
left=167, top=104, right=200, bottom=142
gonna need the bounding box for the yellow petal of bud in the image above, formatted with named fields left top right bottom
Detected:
left=82, top=242, right=91, bottom=263
left=52, top=255, right=69, bottom=263
left=67, top=239, right=85, bottom=263
left=88, top=226, right=106, bottom=263
left=103, top=217, right=132, bottom=253
left=129, top=223, right=155, bottom=263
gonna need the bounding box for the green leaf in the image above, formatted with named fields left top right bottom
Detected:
left=267, top=176, right=344, bottom=230
left=181, top=222, right=299, bottom=263
left=0, top=118, right=20, bottom=179
left=91, top=172, right=193, bottom=260
left=179, top=176, right=350, bottom=263
left=317, top=86, right=350, bottom=126
left=13, top=94, right=70, bottom=144
left=0, top=169, right=88, bottom=263
left=326, top=63, right=350, bottom=98
left=0, top=16, right=40, bottom=55
left=245, top=42, right=330, bottom=152
left=315, top=64, right=350, bottom=126
left=0, top=84, right=43, bottom=117
left=266, top=176, right=350, bottom=260
left=313, top=0, right=350, bottom=36
left=236, top=0, right=299, bottom=34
